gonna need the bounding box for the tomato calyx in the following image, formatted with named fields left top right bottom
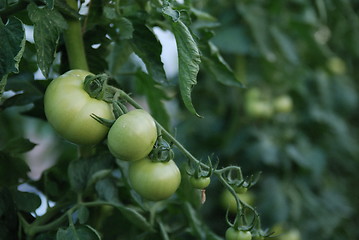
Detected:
left=90, top=113, right=115, bottom=128
left=187, top=156, right=216, bottom=179
left=225, top=168, right=261, bottom=194
left=84, top=73, right=112, bottom=101
left=149, top=137, right=174, bottom=163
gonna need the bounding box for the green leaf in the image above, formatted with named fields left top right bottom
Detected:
left=114, top=204, right=154, bottom=232
left=270, top=26, right=299, bottom=64
left=40, top=0, right=54, bottom=9
left=0, top=188, right=18, bottom=240
left=1, top=137, right=36, bottom=154
left=54, top=0, right=81, bottom=19
left=135, top=71, right=170, bottom=129
left=201, top=41, right=244, bottom=87
left=34, top=232, right=56, bottom=240
left=68, top=152, right=114, bottom=192
left=108, top=41, right=133, bottom=75
left=11, top=190, right=41, bottom=212
left=169, top=17, right=201, bottom=117
left=27, top=2, right=67, bottom=78
left=238, top=4, right=274, bottom=60
left=56, top=225, right=101, bottom=240
left=183, top=202, right=206, bottom=239
left=117, top=17, right=134, bottom=39
left=1, top=72, right=43, bottom=108
left=0, top=17, right=26, bottom=98
left=78, top=205, right=90, bottom=224
left=0, top=152, right=30, bottom=186
left=95, top=178, right=119, bottom=203
left=130, top=23, right=167, bottom=84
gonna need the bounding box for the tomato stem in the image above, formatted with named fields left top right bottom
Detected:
left=63, top=0, right=89, bottom=71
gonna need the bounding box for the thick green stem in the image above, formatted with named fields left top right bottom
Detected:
left=63, top=0, right=89, bottom=70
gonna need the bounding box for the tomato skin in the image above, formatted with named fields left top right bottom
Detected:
left=221, top=190, right=254, bottom=213
left=190, top=176, right=211, bottom=189
left=44, top=70, right=114, bottom=145
left=107, top=109, right=157, bottom=161
left=234, top=186, right=247, bottom=194
left=225, top=228, right=252, bottom=240
left=129, top=157, right=181, bottom=201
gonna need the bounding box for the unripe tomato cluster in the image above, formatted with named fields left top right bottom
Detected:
left=44, top=70, right=181, bottom=201
left=244, top=88, right=293, bottom=119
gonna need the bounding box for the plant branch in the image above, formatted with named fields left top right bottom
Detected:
left=63, top=0, right=89, bottom=70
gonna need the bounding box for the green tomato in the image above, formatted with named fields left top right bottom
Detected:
left=107, top=109, right=157, bottom=161
left=278, top=229, right=301, bottom=240
left=245, top=100, right=273, bottom=119
left=234, top=186, right=247, bottom=194
left=225, top=227, right=252, bottom=240
left=273, top=95, right=293, bottom=113
left=129, top=157, right=181, bottom=201
left=190, top=176, right=211, bottom=189
left=221, top=189, right=255, bottom=213
left=327, top=56, right=346, bottom=75
left=44, top=70, right=114, bottom=145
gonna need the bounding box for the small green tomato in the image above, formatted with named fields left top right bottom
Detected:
left=273, top=95, right=293, bottom=113
left=190, top=176, right=211, bottom=189
left=225, top=227, right=252, bottom=240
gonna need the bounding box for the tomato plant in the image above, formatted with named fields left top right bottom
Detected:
left=129, top=157, right=181, bottom=201
left=225, top=227, right=252, bottom=240
left=1, top=0, right=359, bottom=240
left=44, top=69, right=114, bottom=145
left=107, top=109, right=157, bottom=161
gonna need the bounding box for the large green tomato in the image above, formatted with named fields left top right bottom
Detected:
left=107, top=109, right=157, bottom=161
left=44, top=70, right=114, bottom=145
left=129, top=157, right=181, bottom=201
left=225, top=227, right=252, bottom=240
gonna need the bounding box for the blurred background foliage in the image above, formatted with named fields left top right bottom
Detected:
left=1, top=0, right=359, bottom=239
left=179, top=0, right=359, bottom=239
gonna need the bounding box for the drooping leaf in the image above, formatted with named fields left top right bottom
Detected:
left=172, top=20, right=201, bottom=117
left=0, top=17, right=26, bottom=99
left=135, top=71, right=170, bottom=129
left=163, top=6, right=201, bottom=116
left=130, top=23, right=167, bottom=84
left=27, top=2, right=67, bottom=78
